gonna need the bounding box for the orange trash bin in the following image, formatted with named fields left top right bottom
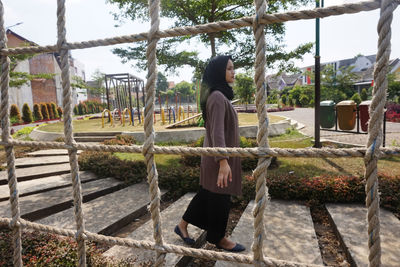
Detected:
left=336, top=100, right=357, bottom=131
left=359, top=100, right=372, bottom=132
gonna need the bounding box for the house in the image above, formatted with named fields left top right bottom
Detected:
left=299, top=54, right=400, bottom=93
left=266, top=73, right=303, bottom=91
left=5, top=29, right=85, bottom=110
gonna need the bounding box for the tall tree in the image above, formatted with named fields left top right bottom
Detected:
left=234, top=73, right=255, bottom=110
left=109, top=0, right=313, bottom=77
left=156, top=72, right=169, bottom=94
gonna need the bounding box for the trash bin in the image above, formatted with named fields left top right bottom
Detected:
left=320, top=100, right=336, bottom=128
left=336, top=100, right=357, bottom=131
left=359, top=100, right=372, bottom=132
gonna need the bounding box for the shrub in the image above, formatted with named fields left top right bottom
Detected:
left=78, top=151, right=146, bottom=184
left=33, top=103, right=43, bottom=121
left=299, top=94, right=310, bottom=107
left=10, top=104, right=22, bottom=123
left=158, top=166, right=201, bottom=199
left=21, top=103, right=34, bottom=123
left=0, top=229, right=117, bottom=266
left=40, top=103, right=50, bottom=120
left=57, top=106, right=63, bottom=118
left=46, top=103, right=54, bottom=119
left=103, top=135, right=136, bottom=146
left=73, top=105, right=78, bottom=115
left=360, top=88, right=368, bottom=101
left=351, top=93, right=362, bottom=105
left=51, top=102, right=59, bottom=119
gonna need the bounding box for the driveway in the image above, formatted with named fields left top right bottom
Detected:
left=272, top=108, right=400, bottom=147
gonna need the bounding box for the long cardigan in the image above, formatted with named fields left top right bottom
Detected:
left=200, top=90, right=242, bottom=196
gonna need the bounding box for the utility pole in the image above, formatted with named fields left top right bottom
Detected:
left=314, top=0, right=323, bottom=148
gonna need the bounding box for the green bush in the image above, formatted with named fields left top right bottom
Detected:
left=33, top=103, right=43, bottom=121
left=239, top=174, right=399, bottom=213
left=299, top=94, right=310, bottom=107
left=351, top=93, right=362, bottom=105
left=57, top=106, right=63, bottom=118
left=46, top=103, right=55, bottom=119
left=0, top=229, right=121, bottom=266
left=40, top=103, right=50, bottom=120
left=51, top=102, right=59, bottom=119
left=361, top=88, right=369, bottom=101
left=22, top=103, right=34, bottom=123
left=78, top=151, right=146, bottom=184
left=10, top=104, right=22, bottom=123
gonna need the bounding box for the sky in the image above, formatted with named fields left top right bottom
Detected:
left=3, top=0, right=400, bottom=83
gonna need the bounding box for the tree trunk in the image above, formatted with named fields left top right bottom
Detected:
left=209, top=33, right=216, bottom=57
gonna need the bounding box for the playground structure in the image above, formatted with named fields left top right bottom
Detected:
left=104, top=73, right=145, bottom=125
left=1, top=1, right=400, bottom=267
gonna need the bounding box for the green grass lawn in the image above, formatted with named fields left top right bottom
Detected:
left=36, top=113, right=284, bottom=133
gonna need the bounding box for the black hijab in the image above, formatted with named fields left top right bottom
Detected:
left=200, top=55, right=234, bottom=122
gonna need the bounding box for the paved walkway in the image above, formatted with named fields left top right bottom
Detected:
left=272, top=108, right=400, bottom=147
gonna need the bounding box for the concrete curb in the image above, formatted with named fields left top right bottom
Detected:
left=30, top=119, right=291, bottom=143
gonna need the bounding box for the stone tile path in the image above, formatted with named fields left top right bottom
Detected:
left=215, top=200, right=323, bottom=267
left=104, top=193, right=205, bottom=266
left=327, top=204, right=400, bottom=267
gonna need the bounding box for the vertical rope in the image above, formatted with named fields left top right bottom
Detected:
left=142, top=0, right=164, bottom=266
left=56, top=1, right=86, bottom=266
left=251, top=0, right=271, bottom=265
left=364, top=1, right=396, bottom=266
left=0, top=2, right=22, bottom=266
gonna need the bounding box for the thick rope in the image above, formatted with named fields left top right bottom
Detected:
left=1, top=139, right=400, bottom=158
left=251, top=0, right=271, bottom=265
left=0, top=0, right=398, bottom=266
left=0, top=0, right=381, bottom=56
left=142, top=0, right=165, bottom=265
left=0, top=218, right=327, bottom=267
left=56, top=0, right=86, bottom=266
left=364, top=1, right=397, bottom=266
left=0, top=2, right=22, bottom=266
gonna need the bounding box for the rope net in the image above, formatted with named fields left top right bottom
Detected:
left=0, top=0, right=399, bottom=266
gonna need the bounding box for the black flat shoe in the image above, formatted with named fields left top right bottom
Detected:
left=174, top=225, right=195, bottom=245
left=216, top=243, right=246, bottom=252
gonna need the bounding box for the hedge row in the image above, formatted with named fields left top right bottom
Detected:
left=10, top=102, right=63, bottom=125
left=73, top=100, right=106, bottom=115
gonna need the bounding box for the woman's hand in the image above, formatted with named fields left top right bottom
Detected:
left=217, top=159, right=232, bottom=188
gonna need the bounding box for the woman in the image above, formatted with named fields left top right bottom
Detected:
left=174, top=55, right=245, bottom=252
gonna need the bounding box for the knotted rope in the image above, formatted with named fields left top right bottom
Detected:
left=142, top=0, right=165, bottom=266
left=0, top=2, right=22, bottom=266
left=0, top=0, right=399, bottom=266
left=57, top=0, right=87, bottom=266
left=251, top=0, right=271, bottom=265
left=364, top=1, right=397, bottom=266
left=0, top=0, right=382, bottom=56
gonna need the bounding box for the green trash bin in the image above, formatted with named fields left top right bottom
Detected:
left=320, top=100, right=336, bottom=128
left=336, top=100, right=357, bottom=131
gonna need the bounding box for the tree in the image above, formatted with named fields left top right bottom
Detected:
left=320, top=65, right=357, bottom=103
left=360, top=88, right=369, bottom=101
left=234, top=73, right=255, bottom=110
left=88, top=70, right=106, bottom=99
left=351, top=93, right=362, bottom=105
left=109, top=0, right=313, bottom=77
left=387, top=72, right=400, bottom=102
left=175, top=81, right=194, bottom=101
left=156, top=72, right=169, bottom=94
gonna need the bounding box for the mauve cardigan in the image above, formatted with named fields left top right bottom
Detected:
left=200, top=91, right=242, bottom=196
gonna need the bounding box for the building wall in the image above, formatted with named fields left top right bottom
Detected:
left=6, top=33, right=25, bottom=48
left=31, top=79, right=57, bottom=104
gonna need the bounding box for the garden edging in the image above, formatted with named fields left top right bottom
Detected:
left=30, top=119, right=292, bottom=142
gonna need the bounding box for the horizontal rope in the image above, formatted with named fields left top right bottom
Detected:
left=0, top=139, right=399, bottom=159
left=0, top=0, right=381, bottom=56
left=0, top=217, right=327, bottom=267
